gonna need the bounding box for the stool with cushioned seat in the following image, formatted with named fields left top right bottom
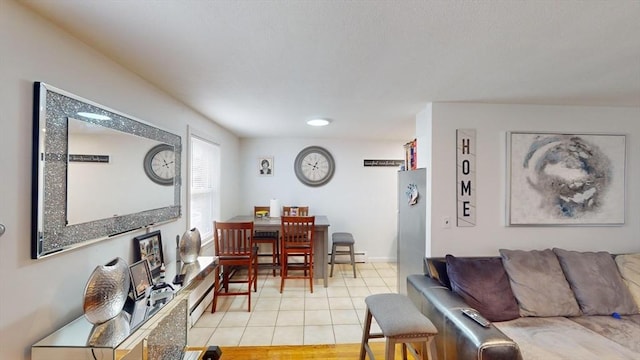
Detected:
left=330, top=232, right=357, bottom=278
left=360, top=293, right=438, bottom=360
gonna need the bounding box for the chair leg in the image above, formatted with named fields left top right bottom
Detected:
left=330, top=243, right=337, bottom=277
left=271, top=241, right=277, bottom=277
left=280, top=251, right=286, bottom=293
left=309, top=255, right=314, bottom=294
left=386, top=338, right=396, bottom=360
left=359, top=308, right=373, bottom=360
left=211, top=265, right=221, bottom=313
left=350, top=244, right=357, bottom=278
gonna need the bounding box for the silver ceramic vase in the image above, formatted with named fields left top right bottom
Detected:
left=179, top=228, right=201, bottom=263
left=83, top=257, right=130, bottom=324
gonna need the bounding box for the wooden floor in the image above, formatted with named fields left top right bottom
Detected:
left=218, top=342, right=405, bottom=360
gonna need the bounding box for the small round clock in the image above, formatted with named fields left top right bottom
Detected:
left=143, top=144, right=175, bottom=186
left=294, top=146, right=335, bottom=187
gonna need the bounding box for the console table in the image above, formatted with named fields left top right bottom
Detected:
left=31, top=256, right=218, bottom=360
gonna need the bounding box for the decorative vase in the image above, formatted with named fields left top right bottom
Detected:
left=83, top=257, right=130, bottom=324
left=179, top=228, right=201, bottom=263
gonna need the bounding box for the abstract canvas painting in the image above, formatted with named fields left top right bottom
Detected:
left=508, top=132, right=626, bottom=225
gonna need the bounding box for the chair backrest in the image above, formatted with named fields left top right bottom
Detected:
left=281, top=216, right=315, bottom=246
left=254, top=206, right=270, bottom=218
left=282, top=206, right=309, bottom=216
left=214, top=221, right=254, bottom=257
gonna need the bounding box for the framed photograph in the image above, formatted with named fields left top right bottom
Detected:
left=507, top=132, right=626, bottom=225
left=133, top=230, right=164, bottom=277
left=258, top=157, right=274, bottom=176
left=129, top=259, right=153, bottom=299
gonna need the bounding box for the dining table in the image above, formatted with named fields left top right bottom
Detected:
left=226, top=215, right=331, bottom=287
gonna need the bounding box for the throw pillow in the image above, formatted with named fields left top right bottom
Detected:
left=499, top=249, right=581, bottom=317
left=615, top=253, right=640, bottom=310
left=446, top=255, right=520, bottom=321
left=553, top=248, right=638, bottom=315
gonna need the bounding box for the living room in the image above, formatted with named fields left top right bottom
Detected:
left=1, top=1, right=639, bottom=359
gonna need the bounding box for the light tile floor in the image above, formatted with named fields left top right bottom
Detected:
left=188, top=262, right=397, bottom=347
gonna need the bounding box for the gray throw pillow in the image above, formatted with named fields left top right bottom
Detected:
left=500, top=249, right=581, bottom=317
left=446, top=255, right=520, bottom=321
left=553, top=248, right=639, bottom=315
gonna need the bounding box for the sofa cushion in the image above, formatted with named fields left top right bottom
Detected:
left=553, top=248, right=638, bottom=315
left=445, top=255, right=520, bottom=321
left=615, top=254, right=640, bottom=309
left=494, top=316, right=640, bottom=360
left=571, top=315, right=640, bottom=353
left=499, top=249, right=581, bottom=317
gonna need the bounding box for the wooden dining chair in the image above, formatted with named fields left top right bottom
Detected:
left=211, top=221, right=258, bottom=312
left=253, top=206, right=279, bottom=276
left=280, top=216, right=315, bottom=293
left=282, top=206, right=309, bottom=216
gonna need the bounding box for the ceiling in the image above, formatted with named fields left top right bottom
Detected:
left=20, top=0, right=640, bottom=141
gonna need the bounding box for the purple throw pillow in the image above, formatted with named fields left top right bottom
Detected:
left=446, top=255, right=520, bottom=322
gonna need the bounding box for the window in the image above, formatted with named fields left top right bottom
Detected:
left=188, top=133, right=220, bottom=243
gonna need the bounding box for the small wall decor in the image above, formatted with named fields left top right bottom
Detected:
left=83, top=257, right=130, bottom=324
left=133, top=230, right=164, bottom=277
left=507, top=132, right=626, bottom=225
left=129, top=259, right=153, bottom=300
left=406, top=184, right=419, bottom=205
left=457, top=129, right=476, bottom=227
left=258, top=157, right=274, bottom=176
left=363, top=159, right=405, bottom=167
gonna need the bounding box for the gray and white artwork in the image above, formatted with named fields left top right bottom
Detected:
left=508, top=132, right=626, bottom=225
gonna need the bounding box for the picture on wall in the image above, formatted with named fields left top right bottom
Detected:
left=133, top=230, right=164, bottom=277
left=258, top=157, right=274, bottom=176
left=507, top=132, right=626, bottom=225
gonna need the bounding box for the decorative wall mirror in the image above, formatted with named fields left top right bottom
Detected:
left=32, top=82, right=181, bottom=259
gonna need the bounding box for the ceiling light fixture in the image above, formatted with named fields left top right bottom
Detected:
left=307, top=118, right=331, bottom=127
left=77, top=112, right=111, bottom=121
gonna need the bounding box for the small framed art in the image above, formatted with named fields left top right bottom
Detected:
left=129, top=259, right=153, bottom=299
left=133, top=230, right=164, bottom=277
left=258, top=157, right=274, bottom=176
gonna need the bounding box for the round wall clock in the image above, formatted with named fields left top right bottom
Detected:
left=294, top=146, right=335, bottom=187
left=143, top=144, right=175, bottom=186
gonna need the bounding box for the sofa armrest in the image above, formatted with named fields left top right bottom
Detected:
left=407, top=274, right=522, bottom=360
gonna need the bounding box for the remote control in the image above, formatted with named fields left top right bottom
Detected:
left=462, top=308, right=491, bottom=328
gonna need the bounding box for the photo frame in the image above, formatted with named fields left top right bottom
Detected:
left=507, top=132, right=626, bottom=226
left=258, top=157, right=274, bottom=176
left=133, top=230, right=164, bottom=277
left=129, top=259, right=153, bottom=299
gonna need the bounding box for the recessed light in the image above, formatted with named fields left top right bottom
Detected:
left=307, top=118, right=331, bottom=127
left=77, top=112, right=111, bottom=121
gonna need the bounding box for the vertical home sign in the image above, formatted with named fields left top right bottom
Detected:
left=457, top=129, right=476, bottom=226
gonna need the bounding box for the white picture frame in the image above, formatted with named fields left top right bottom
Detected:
left=258, top=157, right=274, bottom=176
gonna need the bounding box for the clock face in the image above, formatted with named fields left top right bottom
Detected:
left=294, top=146, right=335, bottom=187
left=144, top=144, right=175, bottom=185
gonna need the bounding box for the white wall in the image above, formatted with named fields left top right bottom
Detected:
left=239, top=138, right=405, bottom=261
left=424, top=102, right=640, bottom=256
left=0, top=2, right=241, bottom=359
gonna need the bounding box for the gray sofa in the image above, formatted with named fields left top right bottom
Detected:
left=406, top=249, right=640, bottom=360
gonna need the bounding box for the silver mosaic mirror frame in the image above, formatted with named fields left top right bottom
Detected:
left=32, top=82, right=181, bottom=259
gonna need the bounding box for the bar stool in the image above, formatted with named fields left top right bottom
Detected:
left=360, top=293, right=438, bottom=360
left=330, top=232, right=357, bottom=278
